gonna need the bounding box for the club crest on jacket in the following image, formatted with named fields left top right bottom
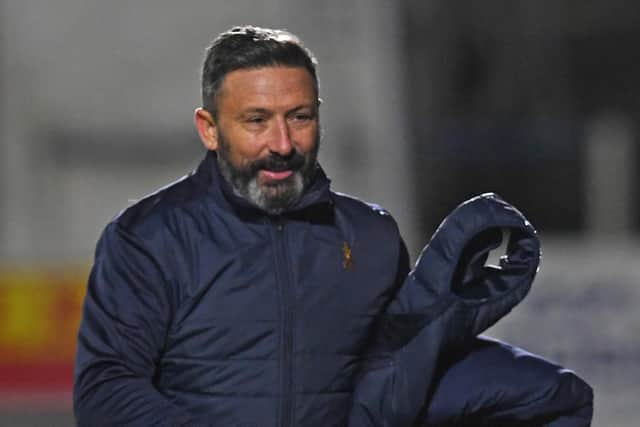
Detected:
left=342, top=241, right=353, bottom=270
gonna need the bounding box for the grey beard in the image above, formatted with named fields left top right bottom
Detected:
left=214, top=126, right=320, bottom=214
left=216, top=151, right=309, bottom=215
left=245, top=171, right=305, bottom=215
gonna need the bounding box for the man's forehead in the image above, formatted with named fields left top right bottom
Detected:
left=218, top=66, right=317, bottom=108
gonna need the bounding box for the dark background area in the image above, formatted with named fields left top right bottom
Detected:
left=402, top=1, right=640, bottom=236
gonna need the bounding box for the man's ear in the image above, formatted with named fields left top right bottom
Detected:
left=194, top=108, right=218, bottom=151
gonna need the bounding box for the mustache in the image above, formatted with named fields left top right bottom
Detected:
left=250, top=151, right=306, bottom=174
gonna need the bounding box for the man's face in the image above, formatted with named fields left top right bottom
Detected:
left=201, top=66, right=320, bottom=214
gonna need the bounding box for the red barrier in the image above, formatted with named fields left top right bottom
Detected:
left=0, top=266, right=88, bottom=407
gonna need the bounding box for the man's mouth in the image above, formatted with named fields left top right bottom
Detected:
left=252, top=151, right=304, bottom=181
left=260, top=169, right=294, bottom=181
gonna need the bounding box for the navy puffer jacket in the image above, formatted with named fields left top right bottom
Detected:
left=75, top=151, right=407, bottom=427
left=349, top=193, right=593, bottom=427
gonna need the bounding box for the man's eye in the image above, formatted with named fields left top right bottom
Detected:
left=292, top=114, right=312, bottom=122
left=247, top=116, right=265, bottom=123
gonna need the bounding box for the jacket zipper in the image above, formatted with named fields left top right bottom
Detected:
left=270, top=217, right=294, bottom=427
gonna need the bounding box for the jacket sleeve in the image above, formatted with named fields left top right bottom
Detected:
left=74, top=223, right=199, bottom=427
left=422, top=336, right=594, bottom=427
left=349, top=193, right=541, bottom=427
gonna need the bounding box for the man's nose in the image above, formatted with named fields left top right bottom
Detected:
left=268, top=118, right=294, bottom=156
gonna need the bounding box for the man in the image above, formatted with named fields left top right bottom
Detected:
left=74, top=26, right=592, bottom=426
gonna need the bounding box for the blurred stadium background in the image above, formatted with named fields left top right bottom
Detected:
left=1, top=1, right=639, bottom=425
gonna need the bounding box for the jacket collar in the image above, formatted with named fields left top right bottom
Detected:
left=194, top=150, right=332, bottom=218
